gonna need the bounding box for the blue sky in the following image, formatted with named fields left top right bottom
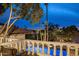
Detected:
left=48, top=3, right=79, bottom=27
left=0, top=3, right=79, bottom=29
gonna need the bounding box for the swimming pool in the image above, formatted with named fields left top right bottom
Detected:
left=26, top=47, right=67, bottom=56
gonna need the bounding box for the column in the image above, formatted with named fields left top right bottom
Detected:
left=42, top=43, right=44, bottom=55
left=23, top=41, right=26, bottom=51
left=18, top=42, right=22, bottom=53
left=16, top=42, right=18, bottom=50
left=48, top=44, right=50, bottom=56
left=20, top=42, right=22, bottom=52
left=17, top=42, right=19, bottom=52
left=2, top=37, right=3, bottom=43
left=1, top=38, right=2, bottom=43
left=11, top=43, right=13, bottom=48
left=20, top=41, right=24, bottom=51
left=5, top=38, right=8, bottom=42
left=37, top=43, right=39, bottom=55
left=12, top=43, right=14, bottom=48
left=12, top=43, right=15, bottom=48
left=28, top=42, right=30, bottom=55
left=75, top=47, right=78, bottom=56
left=54, top=45, right=56, bottom=56
left=60, top=46, right=62, bottom=56
left=32, top=42, right=34, bottom=55
left=10, top=43, right=13, bottom=48
left=16, top=42, right=19, bottom=51
left=0, top=53, right=2, bottom=56
left=67, top=46, right=70, bottom=56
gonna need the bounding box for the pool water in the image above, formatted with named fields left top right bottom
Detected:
left=26, top=47, right=67, bottom=56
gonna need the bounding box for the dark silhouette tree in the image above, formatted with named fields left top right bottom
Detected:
left=48, top=23, right=59, bottom=41
left=61, top=25, right=78, bottom=42
left=0, top=4, right=10, bottom=15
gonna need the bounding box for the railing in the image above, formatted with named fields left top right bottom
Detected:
left=23, top=40, right=79, bottom=56
left=0, top=38, right=79, bottom=56
left=0, top=36, right=19, bottom=43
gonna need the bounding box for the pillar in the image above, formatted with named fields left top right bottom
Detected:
left=20, top=42, right=22, bottom=51
left=60, top=46, right=62, bottom=56
left=42, top=43, right=44, bottom=55
left=23, top=41, right=26, bottom=51
left=10, top=43, right=13, bottom=48
left=15, top=43, right=17, bottom=49
left=54, top=45, right=56, bottom=56
left=9, top=43, right=12, bottom=48
left=17, top=42, right=19, bottom=52
left=67, top=46, right=70, bottom=56
left=32, top=42, right=34, bottom=55
left=37, top=43, right=39, bottom=55
left=75, top=47, right=78, bottom=56
left=0, top=53, right=2, bottom=56
left=11, top=43, right=13, bottom=48
left=1, top=38, right=2, bottom=43
left=12, top=43, right=14, bottom=48
left=21, top=41, right=24, bottom=51
left=28, top=41, right=30, bottom=55
left=48, top=44, right=50, bottom=56
left=18, top=42, right=22, bottom=53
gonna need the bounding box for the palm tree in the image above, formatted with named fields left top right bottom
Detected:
left=44, top=3, right=48, bottom=41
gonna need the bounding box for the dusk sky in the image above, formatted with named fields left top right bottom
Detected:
left=0, top=3, right=79, bottom=29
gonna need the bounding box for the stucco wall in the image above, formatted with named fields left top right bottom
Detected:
left=10, top=34, right=25, bottom=39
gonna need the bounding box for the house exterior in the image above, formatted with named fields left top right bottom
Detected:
left=9, top=28, right=37, bottom=40
left=0, top=24, right=79, bottom=43
left=0, top=25, right=46, bottom=41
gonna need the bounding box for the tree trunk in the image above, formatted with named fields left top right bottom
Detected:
left=44, top=29, right=46, bottom=41
left=37, top=30, right=38, bottom=41
left=0, top=22, right=7, bottom=34
left=0, top=17, right=19, bottom=35
left=8, top=19, right=18, bottom=30
left=3, top=4, right=12, bottom=43
left=40, top=32, right=42, bottom=41
left=3, top=4, right=21, bottom=43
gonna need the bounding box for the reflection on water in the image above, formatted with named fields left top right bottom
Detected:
left=26, top=47, right=67, bottom=56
